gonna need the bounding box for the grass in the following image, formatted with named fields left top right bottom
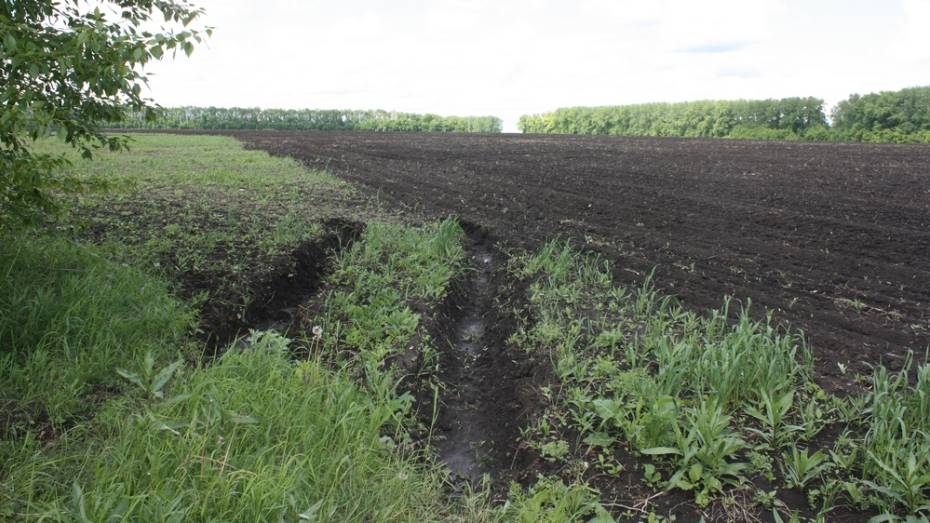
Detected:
left=851, top=362, right=930, bottom=515
left=314, top=218, right=466, bottom=374
left=5, top=331, right=451, bottom=521
left=2, top=135, right=594, bottom=521
left=0, top=235, right=195, bottom=429
left=511, top=240, right=930, bottom=520
left=1, top=223, right=595, bottom=522
left=34, top=133, right=396, bottom=318
left=0, top=222, right=460, bottom=521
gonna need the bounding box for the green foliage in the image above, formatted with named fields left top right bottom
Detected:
left=4, top=332, right=451, bottom=521
left=853, top=362, right=930, bottom=516
left=744, top=390, right=804, bottom=448
left=499, top=477, right=611, bottom=523
left=106, top=106, right=504, bottom=133
left=513, top=239, right=930, bottom=518
left=0, top=1, right=209, bottom=223
left=116, top=352, right=184, bottom=400
left=519, top=89, right=930, bottom=144
left=518, top=97, right=826, bottom=138
left=0, top=217, right=474, bottom=521
left=0, top=233, right=195, bottom=425
left=512, top=240, right=814, bottom=506
left=647, top=400, right=748, bottom=506
left=833, top=86, right=930, bottom=138
left=780, top=446, right=829, bottom=490
left=315, top=218, right=466, bottom=373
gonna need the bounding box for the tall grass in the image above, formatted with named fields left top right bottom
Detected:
left=0, top=235, right=195, bottom=426
left=0, top=225, right=463, bottom=522
left=855, top=361, right=930, bottom=515
left=6, top=332, right=450, bottom=521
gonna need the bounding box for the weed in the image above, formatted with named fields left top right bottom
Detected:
left=744, top=389, right=803, bottom=448
left=511, top=240, right=810, bottom=507
left=499, top=476, right=610, bottom=523
left=780, top=446, right=830, bottom=489
left=855, top=360, right=930, bottom=516
left=116, top=353, right=184, bottom=400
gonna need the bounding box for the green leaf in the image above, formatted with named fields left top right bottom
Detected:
left=298, top=499, right=323, bottom=521
left=230, top=414, right=259, bottom=425
left=116, top=368, right=144, bottom=388
left=161, top=393, right=192, bottom=407
left=592, top=398, right=621, bottom=421
left=151, top=360, right=183, bottom=394
left=866, top=515, right=899, bottom=523
left=583, top=432, right=615, bottom=448
left=688, top=463, right=704, bottom=483
left=642, top=446, right=681, bottom=456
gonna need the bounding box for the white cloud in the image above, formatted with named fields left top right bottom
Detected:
left=142, top=0, right=930, bottom=131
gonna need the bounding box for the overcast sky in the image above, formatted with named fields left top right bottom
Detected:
left=143, top=0, right=930, bottom=131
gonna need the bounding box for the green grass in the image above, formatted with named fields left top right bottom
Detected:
left=0, top=223, right=458, bottom=522
left=511, top=240, right=930, bottom=519
left=314, top=218, right=466, bottom=374
left=0, top=235, right=195, bottom=428
left=35, top=133, right=395, bottom=312
left=0, top=223, right=595, bottom=522
left=5, top=332, right=452, bottom=521
left=2, top=135, right=612, bottom=522
left=848, top=362, right=930, bottom=515
left=36, top=133, right=341, bottom=192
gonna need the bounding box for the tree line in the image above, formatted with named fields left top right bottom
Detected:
left=107, top=107, right=503, bottom=133
left=519, top=88, right=930, bottom=144
left=831, top=86, right=930, bottom=143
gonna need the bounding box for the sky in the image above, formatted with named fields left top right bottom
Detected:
left=143, top=0, right=930, bottom=132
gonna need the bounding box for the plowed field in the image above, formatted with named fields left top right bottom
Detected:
left=231, top=131, right=930, bottom=390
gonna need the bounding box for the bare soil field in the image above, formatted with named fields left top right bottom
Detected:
left=222, top=131, right=930, bottom=391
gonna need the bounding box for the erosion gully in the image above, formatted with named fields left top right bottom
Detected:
left=220, top=218, right=528, bottom=488
left=215, top=218, right=363, bottom=350
left=433, top=228, right=524, bottom=486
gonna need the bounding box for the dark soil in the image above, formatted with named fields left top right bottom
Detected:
left=154, top=129, right=929, bottom=520
left=427, top=224, right=536, bottom=489
left=225, top=131, right=930, bottom=393
left=201, top=218, right=363, bottom=349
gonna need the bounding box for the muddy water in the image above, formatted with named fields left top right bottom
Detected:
left=437, top=246, right=498, bottom=483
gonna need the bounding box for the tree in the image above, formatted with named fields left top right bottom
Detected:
left=1, top=0, right=210, bottom=223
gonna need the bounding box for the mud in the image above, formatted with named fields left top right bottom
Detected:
left=430, top=226, right=528, bottom=488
